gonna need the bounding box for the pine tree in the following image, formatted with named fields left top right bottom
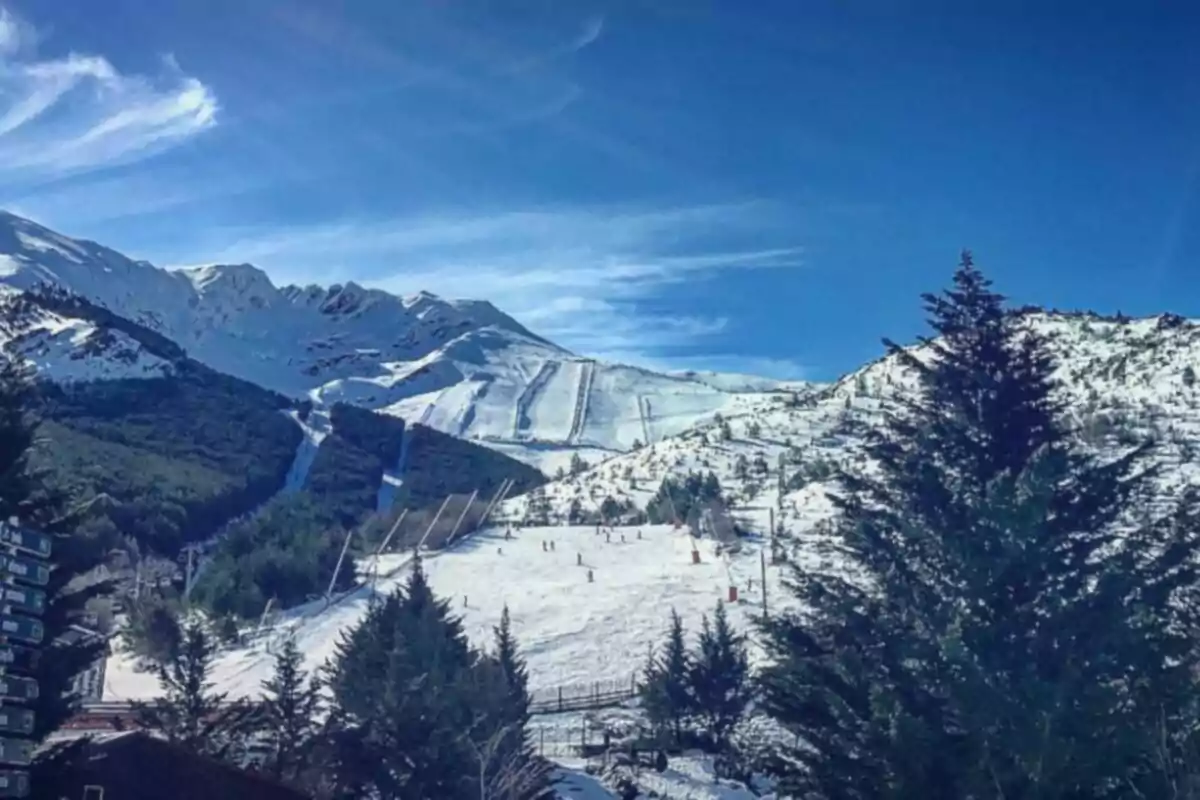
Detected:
left=133, top=616, right=258, bottom=762
left=0, top=355, right=113, bottom=790
left=492, top=605, right=532, bottom=742
left=259, top=634, right=322, bottom=787
left=326, top=553, right=478, bottom=799
left=640, top=609, right=692, bottom=743
left=702, top=471, right=722, bottom=499
left=733, top=454, right=749, bottom=481
left=494, top=606, right=527, bottom=709
left=689, top=601, right=750, bottom=750
left=759, top=253, right=1200, bottom=798
left=463, top=605, right=549, bottom=800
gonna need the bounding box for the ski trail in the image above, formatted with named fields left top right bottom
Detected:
left=567, top=360, right=594, bottom=443
left=512, top=360, right=559, bottom=438
left=419, top=400, right=436, bottom=426
left=377, top=422, right=412, bottom=512
left=377, top=400, right=437, bottom=512
left=637, top=395, right=652, bottom=445
left=282, top=407, right=330, bottom=493
left=457, top=381, right=488, bottom=437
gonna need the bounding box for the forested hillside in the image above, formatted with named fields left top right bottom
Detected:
left=32, top=365, right=303, bottom=557
left=193, top=412, right=546, bottom=619
left=0, top=286, right=546, bottom=622
left=400, top=422, right=545, bottom=510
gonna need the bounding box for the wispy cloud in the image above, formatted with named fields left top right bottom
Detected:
left=503, top=15, right=605, bottom=75
left=271, top=2, right=593, bottom=136
left=158, top=202, right=803, bottom=369
left=0, top=4, right=218, bottom=185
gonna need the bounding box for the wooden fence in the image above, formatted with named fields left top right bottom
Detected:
left=528, top=674, right=640, bottom=716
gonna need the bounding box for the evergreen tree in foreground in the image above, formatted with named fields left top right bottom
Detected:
left=464, top=606, right=550, bottom=800
left=326, top=552, right=477, bottom=799
left=133, top=617, right=258, bottom=762
left=759, top=253, right=1200, bottom=798
left=494, top=605, right=536, bottom=734
left=689, top=601, right=751, bottom=750
left=326, top=561, right=549, bottom=800
left=640, top=609, right=693, bottom=743
left=0, top=355, right=112, bottom=794
left=260, top=634, right=322, bottom=787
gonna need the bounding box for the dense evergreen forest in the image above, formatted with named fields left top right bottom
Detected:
left=33, top=368, right=303, bottom=557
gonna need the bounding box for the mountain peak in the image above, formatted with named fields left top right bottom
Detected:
left=0, top=212, right=560, bottom=393
left=177, top=263, right=279, bottom=311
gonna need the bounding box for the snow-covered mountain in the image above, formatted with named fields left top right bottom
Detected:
left=102, top=308, right=1200, bottom=705
left=0, top=211, right=805, bottom=473
left=501, top=311, right=1200, bottom=541
left=89, top=237, right=1200, bottom=795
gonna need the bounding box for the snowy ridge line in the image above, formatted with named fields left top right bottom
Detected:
left=1, top=212, right=814, bottom=475
left=512, top=360, right=559, bottom=438
left=567, top=359, right=594, bottom=444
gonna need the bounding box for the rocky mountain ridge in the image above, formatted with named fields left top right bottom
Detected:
left=0, top=211, right=804, bottom=474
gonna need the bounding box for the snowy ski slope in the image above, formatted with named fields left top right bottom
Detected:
left=502, top=312, right=1200, bottom=576
left=0, top=212, right=804, bottom=472
left=102, top=524, right=791, bottom=702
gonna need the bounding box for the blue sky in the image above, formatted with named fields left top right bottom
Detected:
left=0, top=0, right=1198, bottom=381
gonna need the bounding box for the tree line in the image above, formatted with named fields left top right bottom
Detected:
left=640, top=604, right=752, bottom=753
left=127, top=556, right=550, bottom=800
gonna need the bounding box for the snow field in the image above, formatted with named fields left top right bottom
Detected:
left=102, top=526, right=791, bottom=703
left=103, top=552, right=415, bottom=702
left=523, top=359, right=582, bottom=442
left=421, top=524, right=781, bottom=692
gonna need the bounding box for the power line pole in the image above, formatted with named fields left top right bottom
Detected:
left=446, top=488, right=481, bottom=547
left=183, top=545, right=197, bottom=606
left=760, top=549, right=768, bottom=622
left=418, top=494, right=455, bottom=550
left=326, top=528, right=356, bottom=603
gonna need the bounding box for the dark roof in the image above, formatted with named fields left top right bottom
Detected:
left=57, top=624, right=107, bottom=648
left=63, top=732, right=311, bottom=800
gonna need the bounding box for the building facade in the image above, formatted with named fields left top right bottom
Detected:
left=60, top=624, right=109, bottom=702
